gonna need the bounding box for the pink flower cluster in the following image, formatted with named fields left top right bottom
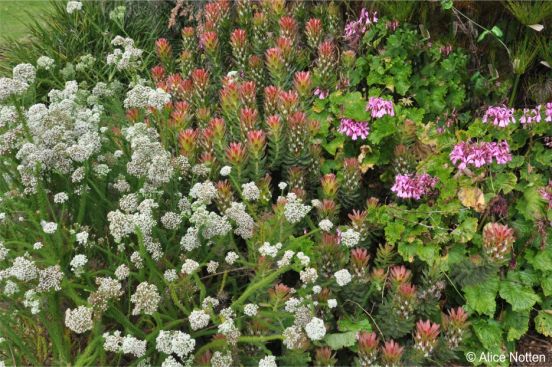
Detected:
left=520, top=105, right=541, bottom=125
left=344, top=9, right=378, bottom=48
left=540, top=181, right=552, bottom=209
left=338, top=118, right=370, bottom=140
left=449, top=141, right=512, bottom=170
left=546, top=102, right=552, bottom=122
left=366, top=97, right=395, bottom=119
left=482, top=106, right=515, bottom=127
left=391, top=173, right=438, bottom=200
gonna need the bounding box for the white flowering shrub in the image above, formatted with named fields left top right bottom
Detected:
left=3, top=0, right=552, bottom=366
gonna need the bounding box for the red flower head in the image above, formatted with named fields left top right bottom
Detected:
left=247, top=130, right=266, bottom=155
left=264, top=86, right=282, bottom=115
left=178, top=128, right=198, bottom=158
left=155, top=38, right=172, bottom=63
left=321, top=174, right=339, bottom=199
left=240, top=107, right=259, bottom=132
left=150, top=65, right=165, bottom=83
left=482, top=222, right=515, bottom=261
left=279, top=16, right=298, bottom=42
left=200, top=31, right=219, bottom=55
left=225, top=142, right=247, bottom=166
left=305, top=18, right=323, bottom=49
left=239, top=81, right=257, bottom=108
left=381, top=340, right=404, bottom=365
left=294, top=71, right=312, bottom=98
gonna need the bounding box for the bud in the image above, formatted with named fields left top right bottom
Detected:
left=155, top=38, right=172, bottom=65
left=482, top=222, right=515, bottom=262
left=413, top=320, right=440, bottom=357
left=216, top=180, right=234, bottom=212
left=390, top=265, right=412, bottom=286
left=442, top=307, right=468, bottom=349
left=247, top=130, right=266, bottom=156
left=294, top=71, right=312, bottom=98
left=200, top=31, right=219, bottom=57
left=170, top=101, right=192, bottom=128
left=488, top=195, right=508, bottom=218
left=225, top=142, right=247, bottom=166
left=191, top=68, right=210, bottom=107
left=239, top=81, right=257, bottom=108
left=264, top=86, right=281, bottom=116
left=240, top=107, right=259, bottom=133
left=305, top=18, right=323, bottom=49
left=314, top=347, right=336, bottom=367
left=381, top=340, right=404, bottom=367
left=151, top=65, right=165, bottom=83
left=357, top=331, right=378, bottom=366
left=350, top=248, right=370, bottom=277
left=278, top=90, right=300, bottom=118
left=279, top=16, right=298, bottom=44
left=179, top=128, right=198, bottom=160
left=317, top=199, right=338, bottom=222
left=268, top=283, right=291, bottom=302
left=248, top=55, right=265, bottom=87
left=181, top=27, right=196, bottom=51
left=321, top=174, right=339, bottom=200
left=265, top=48, right=285, bottom=86
left=230, top=29, right=248, bottom=70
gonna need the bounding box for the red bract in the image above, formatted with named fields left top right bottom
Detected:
left=381, top=340, right=404, bottom=365
left=482, top=222, right=515, bottom=261
left=225, top=142, right=247, bottom=165
left=305, top=18, right=323, bottom=48
left=178, top=128, right=198, bottom=158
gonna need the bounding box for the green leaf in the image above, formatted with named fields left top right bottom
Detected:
left=324, top=331, right=357, bottom=350
left=493, top=172, right=517, bottom=194
left=451, top=217, right=478, bottom=243
left=472, top=319, right=503, bottom=350
left=385, top=221, right=405, bottom=245
left=491, top=26, right=503, bottom=38
left=322, top=134, right=345, bottom=156
left=535, top=310, right=552, bottom=337
left=338, top=318, right=372, bottom=332
left=542, top=277, right=552, bottom=297
left=503, top=308, right=529, bottom=341
left=464, top=274, right=499, bottom=317
left=499, top=279, right=541, bottom=311
left=528, top=246, right=552, bottom=272
left=369, top=118, right=396, bottom=144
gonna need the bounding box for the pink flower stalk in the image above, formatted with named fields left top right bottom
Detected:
left=414, top=320, right=440, bottom=356
left=540, top=181, right=552, bottom=209
left=449, top=141, right=512, bottom=170
left=338, top=118, right=370, bottom=140
left=391, top=173, right=438, bottom=200
left=440, top=44, right=453, bottom=56
left=545, top=102, right=552, bottom=122
left=344, top=9, right=378, bottom=48
left=482, top=106, right=515, bottom=127
left=520, top=105, right=542, bottom=124
left=366, top=97, right=394, bottom=118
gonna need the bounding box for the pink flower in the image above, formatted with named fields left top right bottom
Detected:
left=314, top=87, right=328, bottom=99
left=450, top=141, right=511, bottom=169
left=338, top=118, right=369, bottom=140
left=391, top=173, right=438, bottom=200
left=545, top=102, right=552, bottom=122
left=366, top=97, right=394, bottom=118
left=482, top=106, right=515, bottom=127
left=344, top=9, right=378, bottom=48
left=540, top=181, right=552, bottom=209
left=520, top=105, right=542, bottom=124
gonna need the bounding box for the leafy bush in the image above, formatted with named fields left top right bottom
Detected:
left=0, top=1, right=550, bottom=366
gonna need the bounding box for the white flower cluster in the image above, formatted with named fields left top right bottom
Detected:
left=66, top=1, right=83, bottom=14
left=37, top=56, right=55, bottom=70
left=283, top=193, right=311, bottom=224
left=107, top=36, right=143, bottom=71
left=123, top=123, right=173, bottom=188
left=259, top=355, right=277, bottom=367
left=70, top=254, right=87, bottom=276
left=340, top=228, right=361, bottom=247
left=130, top=282, right=160, bottom=315
left=103, top=331, right=147, bottom=358
left=225, top=202, right=255, bottom=239
left=107, top=198, right=158, bottom=246
left=0, top=64, right=31, bottom=101
left=123, top=84, right=170, bottom=110
left=156, top=330, right=196, bottom=359
left=334, top=269, right=352, bottom=286
left=189, top=181, right=217, bottom=204
left=181, top=259, right=199, bottom=274
left=65, top=306, right=93, bottom=334
left=16, top=81, right=102, bottom=193
left=304, top=317, right=326, bottom=341
left=189, top=309, right=210, bottom=330
left=318, top=219, right=333, bottom=232
left=258, top=242, right=282, bottom=258
left=244, top=303, right=259, bottom=316
left=242, top=182, right=260, bottom=201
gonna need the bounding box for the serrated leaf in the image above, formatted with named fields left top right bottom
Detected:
left=324, top=331, right=357, bottom=350
left=368, top=118, right=396, bottom=144
left=535, top=310, right=552, bottom=337
left=528, top=246, right=552, bottom=272
left=472, top=319, right=503, bottom=350
left=499, top=279, right=541, bottom=311
left=385, top=221, right=405, bottom=245
left=452, top=217, right=478, bottom=243
left=542, top=278, right=552, bottom=297
left=493, top=172, right=517, bottom=194
left=464, top=275, right=498, bottom=316
left=338, top=318, right=372, bottom=332
left=503, top=308, right=529, bottom=341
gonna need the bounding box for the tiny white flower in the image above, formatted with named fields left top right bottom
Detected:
left=278, top=182, right=287, bottom=190
left=318, top=219, right=333, bottom=232
left=41, top=221, right=58, bottom=234
left=334, top=269, right=352, bottom=286
left=327, top=299, right=337, bottom=309
left=244, top=303, right=259, bottom=317
left=304, top=317, right=326, bottom=341
left=181, top=259, right=199, bottom=275
left=225, top=251, right=239, bottom=265
left=220, top=166, right=232, bottom=176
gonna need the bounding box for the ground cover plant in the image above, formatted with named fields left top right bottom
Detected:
left=0, top=0, right=551, bottom=366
